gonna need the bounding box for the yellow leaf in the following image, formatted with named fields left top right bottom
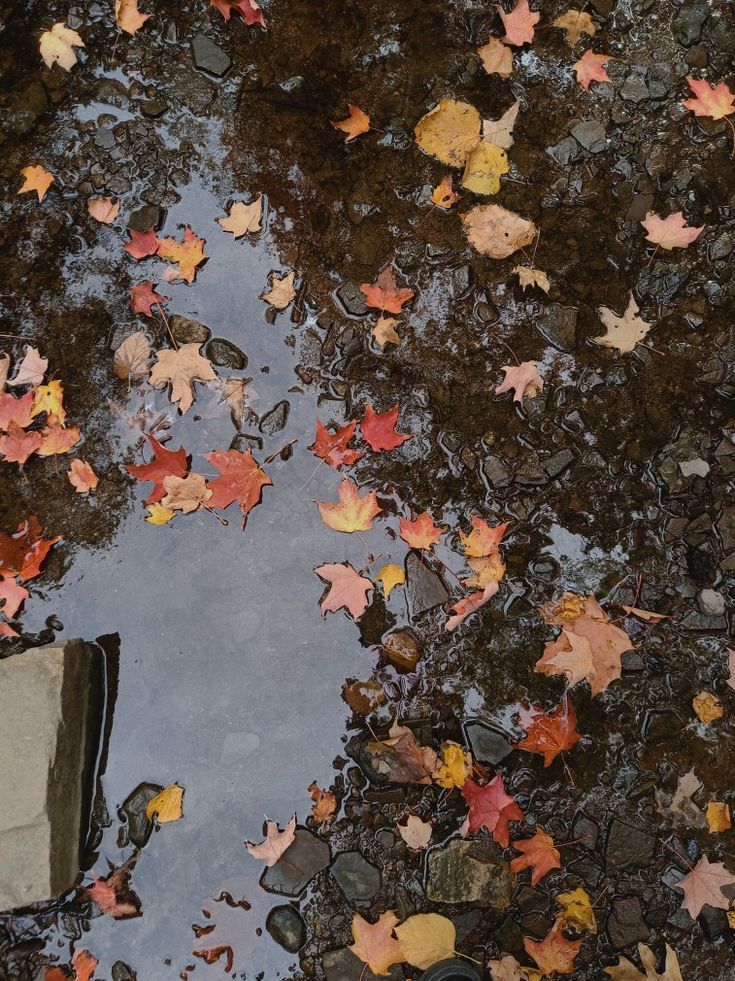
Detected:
left=706, top=801, right=731, bottom=833
left=414, top=98, right=481, bottom=168
left=376, top=563, right=405, bottom=597
left=434, top=741, right=472, bottom=789
left=31, top=380, right=66, bottom=424
left=317, top=478, right=382, bottom=533
left=146, top=504, right=175, bottom=524
left=462, top=142, right=509, bottom=195
left=556, top=888, right=598, bottom=934
left=692, top=691, right=724, bottom=724
left=146, top=784, right=184, bottom=823
left=395, top=913, right=456, bottom=969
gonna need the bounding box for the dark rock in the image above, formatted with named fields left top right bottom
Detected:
left=259, top=400, right=290, bottom=436
left=205, top=337, right=248, bottom=370
left=323, top=948, right=401, bottom=981
left=425, top=837, right=515, bottom=908
left=447, top=265, right=473, bottom=299
left=573, top=812, right=599, bottom=851
left=463, top=721, right=512, bottom=764
left=699, top=905, right=729, bottom=940
left=336, top=282, right=369, bottom=317
left=547, top=137, right=582, bottom=167
left=637, top=263, right=683, bottom=304
left=382, top=628, right=422, bottom=672
left=140, top=100, right=168, bottom=119
left=121, top=782, right=162, bottom=848
left=170, top=315, right=210, bottom=346
left=330, top=851, right=381, bottom=901
left=4, top=80, right=49, bottom=137
left=620, top=74, right=650, bottom=103
left=405, top=551, right=449, bottom=618
left=516, top=457, right=548, bottom=486
left=717, top=508, right=735, bottom=551
left=621, top=650, right=645, bottom=673
left=568, top=855, right=604, bottom=888
left=482, top=454, right=512, bottom=488
left=626, top=193, right=654, bottom=222
left=95, top=127, right=115, bottom=149
left=544, top=448, right=576, bottom=479
left=605, top=817, right=655, bottom=871
left=571, top=119, right=608, bottom=153
left=129, top=204, right=163, bottom=232
left=680, top=609, right=727, bottom=632
left=535, top=305, right=577, bottom=352
left=265, top=905, right=305, bottom=952
left=607, top=895, right=649, bottom=949
left=111, top=964, right=137, bottom=981
left=230, top=433, right=263, bottom=453
left=672, top=3, right=709, bottom=45
left=191, top=33, right=232, bottom=77
left=643, top=709, right=684, bottom=744
left=522, top=912, right=555, bottom=939
left=710, top=233, right=733, bottom=260
left=493, top=917, right=525, bottom=957
left=261, top=829, right=330, bottom=897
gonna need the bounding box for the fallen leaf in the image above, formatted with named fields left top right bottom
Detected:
left=88, top=197, right=120, bottom=223
left=573, top=49, right=612, bottom=90
left=0, top=576, right=29, bottom=620
left=0, top=391, right=34, bottom=430
left=314, top=562, right=373, bottom=619
left=430, top=175, right=462, bottom=209
left=706, top=802, right=731, bottom=833
left=463, top=552, right=506, bottom=589
left=496, top=362, right=544, bottom=402
left=692, top=690, right=723, bottom=724
left=553, top=10, right=595, bottom=45
left=8, top=347, right=47, bottom=388
left=245, top=816, right=296, bottom=867
left=483, top=101, right=520, bottom=149
left=113, top=331, right=152, bottom=380
left=19, top=165, right=54, bottom=202
left=398, top=815, right=432, bottom=849
left=146, top=504, right=174, bottom=524
left=376, top=563, right=405, bottom=597
left=641, top=211, right=704, bottom=251
left=478, top=36, right=513, bottom=77
left=39, top=424, right=80, bottom=457
left=46, top=949, right=98, bottom=981
left=511, top=829, right=562, bottom=886
left=349, top=911, right=403, bottom=977
left=373, top=316, right=402, bottom=349
left=595, top=292, right=653, bottom=354
left=512, top=266, right=550, bottom=292
left=218, top=197, right=263, bottom=237
left=434, top=741, right=472, bottom=789
left=0, top=516, right=61, bottom=582
left=665, top=768, right=705, bottom=828
left=343, top=678, right=386, bottom=715
left=556, top=888, right=597, bottom=934
left=462, top=142, right=509, bottom=195
left=261, top=271, right=296, bottom=309
left=497, top=0, right=540, bottom=47
left=130, top=281, right=168, bottom=317
left=309, top=783, right=337, bottom=823
left=524, top=920, right=581, bottom=977
left=415, top=98, right=482, bottom=167
left=605, top=942, right=684, bottom=981
left=128, top=434, right=189, bottom=504
left=367, top=720, right=438, bottom=784
left=331, top=104, right=371, bottom=141
left=360, top=266, right=415, bottom=314
left=400, top=512, right=445, bottom=550
left=675, top=854, right=735, bottom=918
left=123, top=228, right=159, bottom=259
left=361, top=404, right=411, bottom=452
left=462, top=773, right=523, bottom=847
left=202, top=449, right=271, bottom=523
left=446, top=581, right=499, bottom=631
left=161, top=473, right=212, bottom=514
left=211, top=0, right=266, bottom=27
left=220, top=377, right=252, bottom=430
left=309, top=419, right=362, bottom=468
left=81, top=863, right=139, bottom=919
left=516, top=696, right=581, bottom=766
left=146, top=784, right=184, bottom=823
left=39, top=22, right=84, bottom=70
left=460, top=516, right=509, bottom=557
left=0, top=423, right=42, bottom=465
left=318, top=478, right=381, bottom=532
left=462, top=203, right=537, bottom=258
left=487, top=955, right=529, bottom=981
left=68, top=459, right=98, bottom=493
left=156, top=227, right=207, bottom=283
left=149, top=343, right=217, bottom=413
left=620, top=605, right=667, bottom=622
left=115, top=0, right=151, bottom=34
left=684, top=76, right=735, bottom=120
left=395, top=913, right=455, bottom=970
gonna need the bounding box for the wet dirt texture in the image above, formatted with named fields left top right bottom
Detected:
left=0, top=0, right=734, bottom=978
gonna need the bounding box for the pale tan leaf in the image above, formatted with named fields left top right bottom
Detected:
left=113, top=331, right=152, bottom=380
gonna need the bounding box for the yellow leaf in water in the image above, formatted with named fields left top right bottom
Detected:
left=414, top=98, right=481, bottom=168
left=434, top=741, right=472, bottom=789
left=556, top=887, right=598, bottom=934
left=462, top=143, right=509, bottom=195
left=395, top=913, right=456, bottom=969
left=31, top=380, right=66, bottom=424
left=376, top=563, right=405, bottom=597
left=706, top=801, right=731, bottom=833
left=146, top=784, right=184, bottom=823
left=146, top=504, right=175, bottom=524
left=692, top=691, right=724, bottom=724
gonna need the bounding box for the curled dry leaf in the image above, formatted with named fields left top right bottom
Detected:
left=68, top=459, right=98, bottom=493
left=706, top=801, right=731, bottom=833
left=462, top=203, right=537, bottom=258
left=218, top=196, right=263, bottom=237
left=397, top=814, right=432, bottom=849
left=113, top=331, right=152, bottom=380
left=595, top=292, right=653, bottom=354
left=39, top=22, right=84, bottom=70
left=160, top=473, right=212, bottom=514
left=331, top=104, right=371, bottom=141
left=88, top=197, right=120, bottom=223
left=245, top=815, right=296, bottom=867
left=261, top=271, right=296, bottom=309
left=148, top=343, right=217, bottom=413
left=372, top=316, right=402, bottom=349
left=692, top=690, right=723, bottom=723
left=478, top=36, right=513, bottom=77
left=513, top=265, right=550, bottom=292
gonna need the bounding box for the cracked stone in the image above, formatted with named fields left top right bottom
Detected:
left=571, top=119, right=608, bottom=153
left=426, top=837, right=515, bottom=908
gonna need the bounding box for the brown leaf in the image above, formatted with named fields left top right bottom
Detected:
left=113, top=331, right=152, bottom=380
left=148, top=343, right=217, bottom=413
left=462, top=204, right=537, bottom=258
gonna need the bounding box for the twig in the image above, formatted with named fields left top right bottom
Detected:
left=155, top=302, right=178, bottom=351
left=204, top=506, right=228, bottom=527
left=264, top=438, right=297, bottom=464
left=298, top=458, right=323, bottom=493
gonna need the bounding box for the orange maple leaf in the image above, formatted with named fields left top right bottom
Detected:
left=202, top=449, right=271, bottom=525
left=156, top=227, right=207, bottom=283
left=81, top=864, right=139, bottom=919
left=0, top=575, right=29, bottom=619
left=349, top=911, right=404, bottom=977
left=45, top=949, right=98, bottom=981
left=37, top=424, right=81, bottom=457
left=462, top=773, right=523, bottom=847
left=308, top=783, right=337, bottom=823
left=684, top=76, right=735, bottom=120
left=0, top=391, right=34, bottom=430
left=400, top=512, right=445, bottom=551
left=331, top=104, right=371, bottom=142
left=524, top=920, right=581, bottom=976
left=318, top=478, right=382, bottom=533
left=127, top=433, right=189, bottom=504
left=115, top=0, right=151, bottom=35
left=19, top=165, right=54, bottom=201
left=0, top=422, right=42, bottom=465
left=573, top=49, right=612, bottom=90
left=68, top=459, right=98, bottom=493
left=516, top=696, right=581, bottom=766
left=123, top=228, right=159, bottom=259
left=360, top=266, right=415, bottom=314
left=497, top=0, right=540, bottom=47
left=314, top=562, right=373, bottom=619
left=309, top=419, right=362, bottom=468
left=0, top=516, right=61, bottom=582
left=211, top=0, right=266, bottom=26
left=430, top=175, right=462, bottom=209
left=459, top=516, right=509, bottom=557
left=130, top=281, right=168, bottom=317
left=511, top=829, right=562, bottom=886
left=361, top=404, right=411, bottom=452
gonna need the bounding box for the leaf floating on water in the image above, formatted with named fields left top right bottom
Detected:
left=360, top=266, right=415, bottom=314
left=8, top=347, right=47, bottom=388
left=88, top=197, right=120, bottom=223
left=684, top=76, right=735, bottom=120
left=496, top=362, right=544, bottom=402
left=692, top=691, right=723, bottom=724
left=376, top=563, right=405, bottom=597
left=372, top=315, right=402, bottom=349
left=361, top=404, right=411, bottom=452
left=461, top=142, right=509, bottom=195
left=314, top=562, right=373, bottom=620
left=156, top=227, right=207, bottom=283
left=482, top=101, right=519, bottom=149
left=18, top=165, right=54, bottom=202
left=218, top=196, right=263, bottom=237
left=477, top=36, right=513, bottom=77
left=641, top=211, right=704, bottom=251
left=317, top=478, right=381, bottom=533
left=161, top=473, right=212, bottom=514
left=203, top=449, right=272, bottom=524
left=148, top=343, right=217, bottom=413
left=573, top=49, right=613, bottom=90
left=261, top=271, right=296, bottom=309
left=395, top=913, right=456, bottom=970
left=113, top=331, right=152, bottom=380
left=146, top=503, right=175, bottom=524
left=414, top=98, right=482, bottom=167
left=430, top=175, right=461, bottom=209
left=308, top=783, right=337, bottom=823
left=245, top=815, right=296, bottom=867
left=331, top=104, right=371, bottom=142
left=146, top=784, right=185, bottom=823
left=67, top=459, right=98, bottom=494
left=512, top=265, right=550, bottom=293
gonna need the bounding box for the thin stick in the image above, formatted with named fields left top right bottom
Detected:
left=646, top=244, right=660, bottom=268
left=637, top=341, right=666, bottom=357
left=659, top=837, right=696, bottom=871
left=204, top=506, right=228, bottom=527
left=496, top=337, right=520, bottom=366
left=298, top=458, right=323, bottom=493
left=264, top=438, right=297, bottom=464
left=155, top=302, right=178, bottom=351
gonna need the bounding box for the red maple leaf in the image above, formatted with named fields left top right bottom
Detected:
left=309, top=419, right=362, bottom=468
left=130, top=281, right=168, bottom=317
left=80, top=861, right=140, bottom=919
left=360, top=266, right=415, bottom=314
left=461, top=773, right=523, bottom=847
left=45, top=948, right=98, bottom=981
left=0, top=422, right=42, bottom=465
left=399, top=512, right=445, bottom=550
left=360, top=404, right=411, bottom=452
left=0, top=516, right=61, bottom=582
left=123, top=228, right=159, bottom=260
left=510, top=829, right=562, bottom=885
left=211, top=0, right=266, bottom=25
left=203, top=450, right=272, bottom=524
left=127, top=433, right=189, bottom=504
left=516, top=695, right=581, bottom=766
left=0, top=390, right=34, bottom=430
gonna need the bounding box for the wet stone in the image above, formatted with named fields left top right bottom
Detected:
left=697, top=589, right=725, bottom=616
left=425, top=837, right=515, bottom=908
left=129, top=204, right=163, bottom=232
left=547, top=136, right=582, bottom=167
left=699, top=905, right=729, bottom=940
left=205, top=337, right=248, bottom=370
left=716, top=508, right=735, bottom=551
left=605, top=818, right=655, bottom=871
left=535, top=305, right=577, bottom=352
left=637, top=263, right=683, bottom=304
left=607, top=895, right=649, bottom=949
left=259, top=399, right=290, bottom=436
left=544, top=448, right=576, bottom=479
left=482, top=454, right=512, bottom=488
left=330, top=850, right=381, bottom=901
left=447, top=264, right=473, bottom=299
left=573, top=812, right=599, bottom=850
left=382, top=628, right=422, bottom=673
left=261, top=829, right=330, bottom=897
left=463, top=721, right=512, bottom=764
left=170, top=315, right=210, bottom=346
left=643, top=709, right=684, bottom=744
left=191, top=33, right=232, bottom=77
left=571, top=119, right=608, bottom=153
left=336, top=281, right=369, bottom=317
left=711, top=232, right=733, bottom=260
left=121, top=782, right=162, bottom=848
left=672, top=3, right=709, bottom=46
left=111, top=963, right=136, bottom=981
left=265, top=904, right=305, bottom=952
left=95, top=127, right=115, bottom=150
left=620, top=73, right=650, bottom=103
left=405, top=551, right=449, bottom=618
left=323, top=947, right=401, bottom=981
left=140, top=100, right=167, bottom=119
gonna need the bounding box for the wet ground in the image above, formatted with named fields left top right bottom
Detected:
left=1, top=0, right=735, bottom=978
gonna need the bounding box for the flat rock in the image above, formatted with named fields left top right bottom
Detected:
left=426, top=837, right=515, bottom=908
left=672, top=3, right=709, bottom=45
left=716, top=508, right=735, bottom=551
left=336, top=281, right=369, bottom=317
left=121, top=782, right=162, bottom=848
left=259, top=400, right=290, bottom=436
left=191, top=33, right=231, bottom=77
left=605, top=817, right=655, bottom=871
left=620, top=73, right=650, bottom=103
left=261, top=829, right=330, bottom=897
left=405, top=551, right=449, bottom=618
left=205, top=337, right=247, bottom=370
left=697, top=588, right=726, bottom=616
left=323, top=947, right=401, bottom=981
left=571, top=119, right=608, bottom=153
left=463, top=720, right=513, bottom=764
left=607, top=895, right=649, bottom=949
left=330, top=850, right=381, bottom=901
left=482, top=454, right=512, bottom=488
left=266, top=904, right=305, bottom=952
left=170, top=315, right=210, bottom=346
left=534, top=305, right=577, bottom=352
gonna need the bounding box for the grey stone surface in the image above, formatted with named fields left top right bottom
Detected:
left=0, top=640, right=101, bottom=911
left=607, top=895, right=649, bottom=949
left=260, top=828, right=330, bottom=897
left=605, top=817, right=655, bottom=871
left=191, top=33, right=231, bottom=77
left=426, top=837, right=515, bottom=908
left=323, top=947, right=401, bottom=981
left=330, top=850, right=381, bottom=900
left=405, top=551, right=449, bottom=618
left=571, top=119, right=608, bottom=153
left=266, top=904, right=305, bottom=951
left=697, top=588, right=726, bottom=616
left=464, top=721, right=512, bottom=764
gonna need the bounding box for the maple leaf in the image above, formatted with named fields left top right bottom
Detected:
left=349, top=911, right=403, bottom=977
left=31, top=380, right=65, bottom=424
left=0, top=422, right=42, bottom=465
left=511, top=829, right=562, bottom=886
left=595, top=292, right=653, bottom=354
left=45, top=948, right=98, bottom=981
left=211, top=0, right=266, bottom=26
left=706, top=802, right=731, bottom=833
left=463, top=552, right=505, bottom=589
left=88, top=197, right=120, bottom=224
left=400, top=512, right=445, bottom=550
left=398, top=814, right=432, bottom=849
left=314, top=562, right=373, bottom=619
left=434, top=741, right=472, bottom=789
left=0, top=391, right=34, bottom=430
left=396, top=913, right=456, bottom=970
left=361, top=404, right=411, bottom=452
left=460, top=516, right=509, bottom=557
left=115, top=0, right=151, bottom=35
left=261, top=271, right=296, bottom=309
left=684, top=76, right=735, bottom=120
left=245, top=815, right=296, bottom=866
left=202, top=450, right=271, bottom=523
left=487, top=955, right=529, bottom=981
left=0, top=575, right=29, bottom=619
left=360, top=266, right=415, bottom=314
left=130, top=281, right=168, bottom=317
left=676, top=854, right=735, bottom=918
left=556, top=888, right=597, bottom=934
left=331, top=104, right=371, bottom=142
left=573, top=49, right=612, bottom=90
left=483, top=101, right=519, bottom=149
left=516, top=696, right=581, bottom=766
left=19, top=165, right=54, bottom=202
left=39, top=23, right=84, bottom=70
left=367, top=720, right=438, bottom=784
left=524, top=920, right=581, bottom=977
left=113, top=330, right=152, bottom=380
left=128, top=434, right=189, bottom=504
left=692, top=690, right=723, bottom=723
left=462, top=773, right=523, bottom=847
left=376, top=563, right=405, bottom=597
left=38, top=424, right=81, bottom=457
left=497, top=0, right=540, bottom=47
left=512, top=266, right=550, bottom=292
left=431, top=175, right=462, bottom=209
left=605, top=942, right=683, bottom=981
left=149, top=343, right=217, bottom=413
left=161, top=473, right=212, bottom=514
left=81, top=863, right=140, bottom=919
left=317, top=478, right=381, bottom=533
left=478, top=36, right=513, bottom=77
left=156, top=227, right=207, bottom=283
left=68, top=459, right=98, bottom=493
left=553, top=10, right=595, bottom=45
left=641, top=211, right=704, bottom=251
left=309, top=783, right=337, bottom=823
left=218, top=196, right=263, bottom=237
left=123, top=228, right=159, bottom=259
left=496, top=362, right=544, bottom=402
left=446, top=581, right=499, bottom=631
left=0, top=516, right=60, bottom=581
left=309, top=419, right=362, bottom=468
left=462, top=203, right=537, bottom=258
left=372, top=316, right=402, bottom=349
left=414, top=98, right=482, bottom=167
left=8, top=346, right=47, bottom=387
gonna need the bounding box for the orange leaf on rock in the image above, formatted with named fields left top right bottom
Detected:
left=202, top=449, right=271, bottom=524
left=524, top=920, right=581, bottom=976
left=38, top=424, right=81, bottom=457
left=130, top=281, right=168, bottom=317
left=68, top=459, right=98, bottom=493
left=360, top=266, right=415, bottom=314
left=331, top=104, right=371, bottom=142
left=128, top=434, right=189, bottom=504
left=309, top=783, right=337, bottom=823
left=318, top=478, right=381, bottom=533
left=349, top=911, right=404, bottom=977
left=156, top=227, right=207, bottom=283
left=19, top=165, right=54, bottom=201
left=684, top=76, right=735, bottom=120
left=245, top=815, right=296, bottom=867
left=496, top=362, right=544, bottom=402
left=400, top=512, right=445, bottom=551
left=497, top=0, right=540, bottom=46
left=431, top=175, right=462, bottom=209
left=309, top=419, right=362, bottom=468
left=314, top=562, right=373, bottom=620
left=516, top=696, right=581, bottom=766
left=641, top=211, right=704, bottom=251
left=0, top=516, right=60, bottom=582
left=123, top=228, right=159, bottom=259
left=462, top=773, right=522, bottom=847
left=511, top=829, right=562, bottom=886
left=573, top=49, right=612, bottom=90
left=361, top=404, right=411, bottom=452
left=0, top=391, right=34, bottom=431
left=0, top=422, right=42, bottom=465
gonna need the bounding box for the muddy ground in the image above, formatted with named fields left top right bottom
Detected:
left=0, top=0, right=734, bottom=978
